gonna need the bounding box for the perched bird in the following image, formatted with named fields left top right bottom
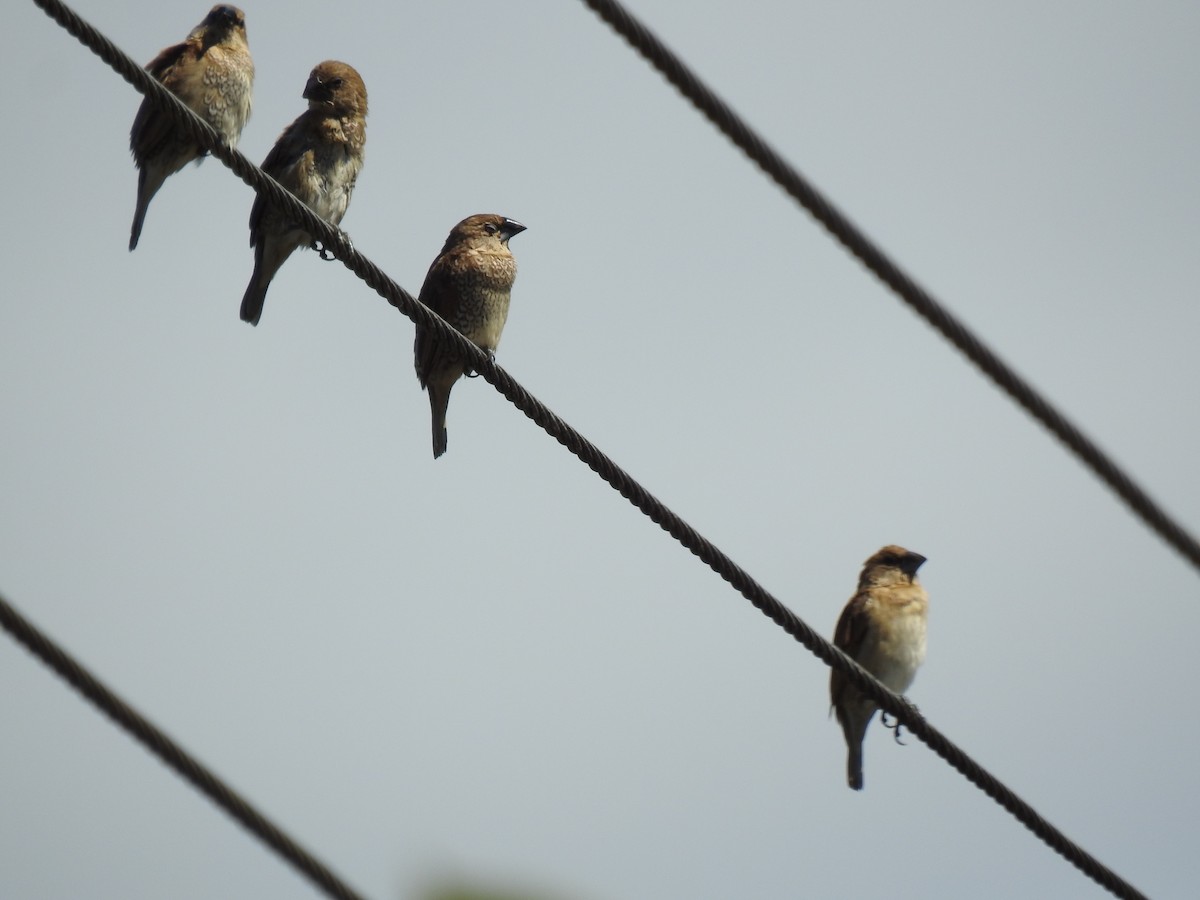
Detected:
left=830, top=545, right=928, bottom=791
left=129, top=5, right=254, bottom=251
left=240, top=61, right=367, bottom=326
left=414, top=214, right=526, bottom=458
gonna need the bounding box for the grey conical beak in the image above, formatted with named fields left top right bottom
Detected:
left=903, top=552, right=927, bottom=577
left=500, top=219, right=527, bottom=242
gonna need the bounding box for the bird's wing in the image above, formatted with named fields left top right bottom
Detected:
left=248, top=117, right=313, bottom=245
left=830, top=592, right=871, bottom=705
left=414, top=259, right=455, bottom=384
left=130, top=42, right=193, bottom=160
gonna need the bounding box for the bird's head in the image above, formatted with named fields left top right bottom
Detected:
left=440, top=214, right=527, bottom=254
left=859, top=545, right=927, bottom=588
left=198, top=5, right=246, bottom=44
left=304, top=61, right=368, bottom=117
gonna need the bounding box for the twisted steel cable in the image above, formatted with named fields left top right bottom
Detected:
left=578, top=0, right=1200, bottom=578
left=0, top=592, right=370, bottom=900
left=23, top=1, right=1151, bottom=898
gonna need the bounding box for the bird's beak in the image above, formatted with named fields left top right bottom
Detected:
left=500, top=219, right=527, bottom=242
left=903, top=553, right=928, bottom=577
left=302, top=75, right=322, bottom=101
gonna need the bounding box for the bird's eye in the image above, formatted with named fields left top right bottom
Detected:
left=484, top=222, right=499, bottom=235
left=328, top=77, right=344, bottom=89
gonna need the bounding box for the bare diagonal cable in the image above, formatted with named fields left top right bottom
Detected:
left=0, top=592, right=370, bottom=900
left=24, top=1, right=1149, bottom=899
left=577, top=0, right=1200, bottom=578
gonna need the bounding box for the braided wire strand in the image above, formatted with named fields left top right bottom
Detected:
left=25, top=1, right=1150, bottom=898
left=0, top=593, right=369, bottom=900
left=577, top=0, right=1200, bottom=576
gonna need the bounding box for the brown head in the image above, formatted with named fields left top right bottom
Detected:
left=195, top=5, right=247, bottom=46
left=857, top=545, right=926, bottom=590
left=438, top=214, right=526, bottom=256
left=303, top=61, right=368, bottom=117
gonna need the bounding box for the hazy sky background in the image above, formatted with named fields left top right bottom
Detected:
left=3, top=1, right=1198, bottom=898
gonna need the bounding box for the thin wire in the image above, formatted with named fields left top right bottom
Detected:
left=24, top=1, right=1149, bottom=899
left=577, top=0, right=1200, bottom=578
left=0, top=592, right=370, bottom=900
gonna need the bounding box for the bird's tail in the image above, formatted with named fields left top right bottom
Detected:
left=838, top=703, right=871, bottom=791
left=847, top=741, right=864, bottom=791
left=429, top=385, right=450, bottom=458
left=241, top=236, right=304, bottom=325
left=129, top=167, right=164, bottom=251
left=240, top=277, right=267, bottom=326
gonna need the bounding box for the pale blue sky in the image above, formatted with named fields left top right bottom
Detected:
left=3, top=2, right=1199, bottom=898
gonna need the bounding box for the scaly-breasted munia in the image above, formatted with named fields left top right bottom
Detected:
left=240, top=60, right=367, bottom=326
left=129, top=5, right=253, bottom=251
left=413, top=214, right=526, bottom=458
left=830, top=545, right=928, bottom=791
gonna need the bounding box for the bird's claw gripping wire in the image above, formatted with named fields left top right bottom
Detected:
left=310, top=233, right=352, bottom=261
left=882, top=701, right=921, bottom=745
left=464, top=349, right=496, bottom=378
left=881, top=711, right=906, bottom=745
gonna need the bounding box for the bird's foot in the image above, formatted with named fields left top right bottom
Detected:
left=883, top=701, right=921, bottom=745
left=311, top=232, right=353, bottom=260
left=880, top=711, right=906, bottom=744
left=464, top=350, right=496, bottom=378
